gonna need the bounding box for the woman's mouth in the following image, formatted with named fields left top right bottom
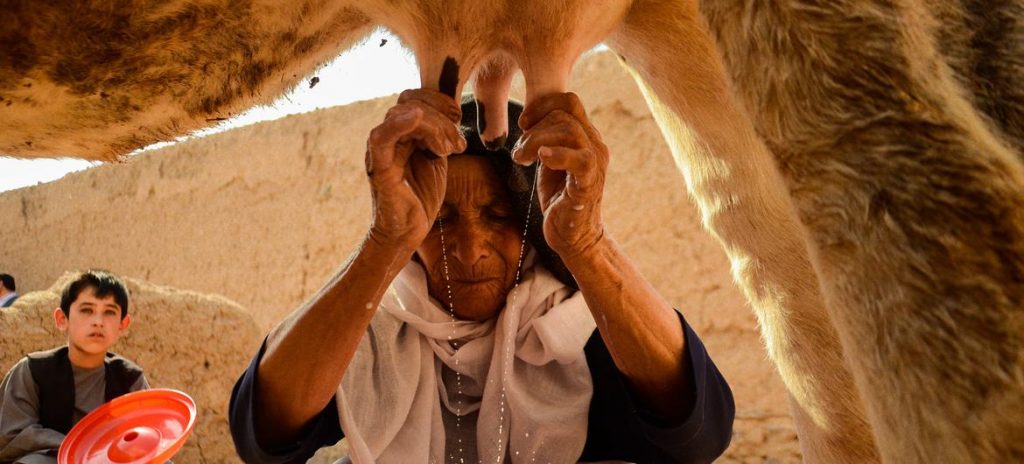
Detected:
left=454, top=277, right=500, bottom=285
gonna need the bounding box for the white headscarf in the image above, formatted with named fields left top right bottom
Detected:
left=336, top=252, right=596, bottom=463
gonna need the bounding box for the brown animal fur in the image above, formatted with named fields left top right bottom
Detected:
left=696, top=1, right=1024, bottom=460
left=3, top=0, right=1023, bottom=462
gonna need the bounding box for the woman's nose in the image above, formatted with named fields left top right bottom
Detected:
left=451, top=222, right=491, bottom=265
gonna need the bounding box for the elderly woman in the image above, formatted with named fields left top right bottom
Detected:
left=229, top=90, right=734, bottom=463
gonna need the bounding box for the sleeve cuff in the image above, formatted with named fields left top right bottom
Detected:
left=228, top=337, right=343, bottom=463
left=604, top=311, right=735, bottom=458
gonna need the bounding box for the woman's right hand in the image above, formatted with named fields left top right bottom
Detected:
left=366, top=89, right=467, bottom=250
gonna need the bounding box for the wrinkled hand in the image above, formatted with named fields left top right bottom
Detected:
left=366, top=89, right=467, bottom=250
left=512, top=92, right=608, bottom=259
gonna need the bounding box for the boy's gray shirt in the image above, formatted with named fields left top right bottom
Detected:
left=0, top=357, right=149, bottom=463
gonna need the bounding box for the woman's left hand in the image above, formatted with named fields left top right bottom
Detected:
left=515, top=94, right=696, bottom=423
left=512, top=92, right=609, bottom=259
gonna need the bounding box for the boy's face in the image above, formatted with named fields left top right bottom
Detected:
left=54, top=286, right=131, bottom=356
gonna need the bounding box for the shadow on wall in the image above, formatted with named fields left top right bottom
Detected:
left=0, top=272, right=261, bottom=463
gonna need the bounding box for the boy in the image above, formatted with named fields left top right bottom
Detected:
left=0, top=270, right=148, bottom=463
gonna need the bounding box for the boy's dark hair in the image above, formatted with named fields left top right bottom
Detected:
left=0, top=274, right=14, bottom=291
left=59, top=270, right=130, bottom=319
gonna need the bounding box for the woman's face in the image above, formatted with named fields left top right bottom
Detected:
left=416, top=155, right=524, bottom=321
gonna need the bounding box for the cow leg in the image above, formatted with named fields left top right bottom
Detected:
left=928, top=0, right=1024, bottom=156
left=606, top=1, right=879, bottom=462
left=694, top=0, right=1024, bottom=461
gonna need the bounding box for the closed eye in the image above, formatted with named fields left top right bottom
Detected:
left=486, top=205, right=516, bottom=223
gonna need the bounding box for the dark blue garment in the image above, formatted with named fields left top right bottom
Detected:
left=0, top=293, right=17, bottom=307
left=229, top=313, right=734, bottom=463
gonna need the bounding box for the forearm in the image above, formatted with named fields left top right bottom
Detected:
left=0, top=426, right=64, bottom=461
left=561, top=235, right=691, bottom=420
left=255, top=232, right=414, bottom=446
